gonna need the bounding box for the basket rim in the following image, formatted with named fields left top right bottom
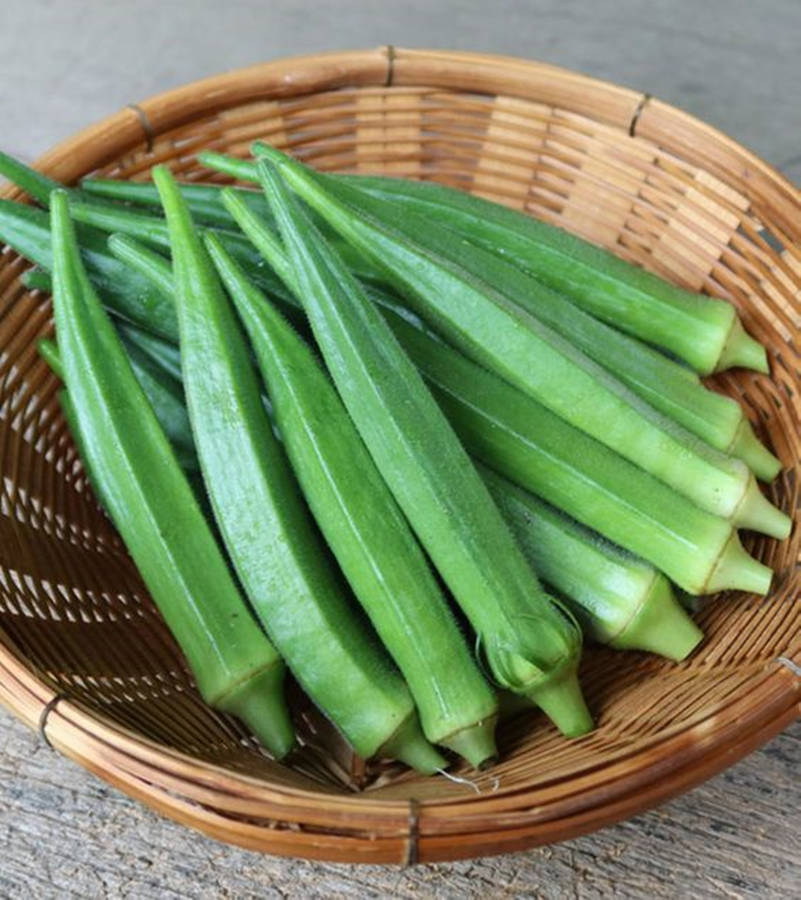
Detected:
left=1, top=46, right=799, bottom=863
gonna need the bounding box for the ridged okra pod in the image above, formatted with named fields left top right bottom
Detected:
left=153, top=167, right=443, bottom=772
left=385, top=311, right=772, bottom=597
left=307, top=173, right=779, bottom=483
left=48, top=190, right=293, bottom=757
left=81, top=162, right=779, bottom=481
left=251, top=161, right=591, bottom=737
left=205, top=231, right=498, bottom=767
left=335, top=169, right=768, bottom=376
left=241, top=146, right=787, bottom=539
left=483, top=469, right=703, bottom=660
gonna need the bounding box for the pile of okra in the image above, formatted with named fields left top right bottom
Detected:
left=0, top=143, right=789, bottom=772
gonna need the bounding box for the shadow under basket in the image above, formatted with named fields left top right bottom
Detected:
left=0, top=48, right=800, bottom=864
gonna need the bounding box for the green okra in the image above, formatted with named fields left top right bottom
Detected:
left=302, top=174, right=780, bottom=482
left=482, top=468, right=703, bottom=660
left=40, top=332, right=197, bottom=475
left=384, top=310, right=772, bottom=597
left=82, top=173, right=270, bottom=229
left=254, top=160, right=591, bottom=737
left=201, top=147, right=768, bottom=376
left=0, top=199, right=178, bottom=338
left=244, top=146, right=788, bottom=539
left=37, top=338, right=113, bottom=506
left=205, top=231, right=498, bottom=767
left=21, top=266, right=52, bottom=292
left=120, top=339, right=198, bottom=473
left=337, top=171, right=769, bottom=376
left=82, top=161, right=778, bottom=480
left=102, top=229, right=771, bottom=598
left=0, top=151, right=86, bottom=205
left=239, top=150, right=765, bottom=378
left=108, top=230, right=498, bottom=766
left=48, top=189, right=293, bottom=758
left=65, top=197, right=286, bottom=295
left=153, top=166, right=444, bottom=771
left=116, top=320, right=183, bottom=383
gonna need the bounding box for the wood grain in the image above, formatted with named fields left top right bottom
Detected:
left=1, top=709, right=798, bottom=898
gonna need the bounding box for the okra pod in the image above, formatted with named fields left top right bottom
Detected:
left=48, top=190, right=293, bottom=757
left=248, top=147, right=787, bottom=538
left=333, top=169, right=768, bottom=376
left=0, top=199, right=178, bottom=338
left=202, top=147, right=767, bottom=376
left=205, top=232, right=499, bottom=766
left=39, top=327, right=196, bottom=474
left=307, top=175, right=780, bottom=482
left=0, top=151, right=86, bottom=205
left=385, top=310, right=772, bottom=596
left=82, top=175, right=252, bottom=229
left=102, top=230, right=765, bottom=597
left=81, top=164, right=779, bottom=480
left=254, top=161, right=591, bottom=737
left=483, top=468, right=703, bottom=660
left=154, top=167, right=444, bottom=771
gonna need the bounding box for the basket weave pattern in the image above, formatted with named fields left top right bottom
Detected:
left=0, top=48, right=799, bottom=863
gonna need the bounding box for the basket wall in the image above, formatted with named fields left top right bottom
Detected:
left=0, top=48, right=799, bottom=863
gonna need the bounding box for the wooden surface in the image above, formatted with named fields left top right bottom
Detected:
left=1, top=1, right=800, bottom=895
left=1, top=710, right=799, bottom=897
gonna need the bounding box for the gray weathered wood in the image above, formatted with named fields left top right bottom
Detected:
left=0, top=709, right=799, bottom=898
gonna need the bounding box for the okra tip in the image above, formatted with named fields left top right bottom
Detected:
left=438, top=716, right=499, bottom=770
left=379, top=714, right=448, bottom=775
left=732, top=477, right=791, bottom=539
left=728, top=418, right=782, bottom=482
left=611, top=576, right=703, bottom=662
left=22, top=266, right=53, bottom=293
left=251, top=140, right=283, bottom=163
left=523, top=665, right=593, bottom=739
left=37, top=338, right=62, bottom=378
left=216, top=665, right=295, bottom=760
left=715, top=316, right=769, bottom=374
left=703, top=532, right=773, bottom=596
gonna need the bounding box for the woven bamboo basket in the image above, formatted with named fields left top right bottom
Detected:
left=0, top=47, right=799, bottom=864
